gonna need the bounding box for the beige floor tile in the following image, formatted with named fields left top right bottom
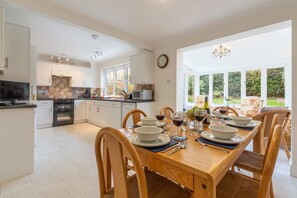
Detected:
left=1, top=123, right=296, bottom=197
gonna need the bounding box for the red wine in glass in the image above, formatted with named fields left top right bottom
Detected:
left=156, top=114, right=165, bottom=121
left=195, top=115, right=204, bottom=122
left=219, top=109, right=227, bottom=114
left=172, top=118, right=183, bottom=127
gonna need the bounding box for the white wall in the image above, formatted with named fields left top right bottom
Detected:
left=153, top=3, right=297, bottom=177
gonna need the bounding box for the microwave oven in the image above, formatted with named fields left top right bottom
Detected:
left=132, top=90, right=152, bottom=100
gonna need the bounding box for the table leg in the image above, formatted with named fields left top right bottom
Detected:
left=192, top=175, right=215, bottom=198
left=253, top=125, right=264, bottom=154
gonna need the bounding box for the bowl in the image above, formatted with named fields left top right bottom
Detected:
left=208, top=125, right=238, bottom=140
left=141, top=117, right=158, bottom=125
left=134, top=126, right=163, bottom=142
left=232, top=116, right=252, bottom=125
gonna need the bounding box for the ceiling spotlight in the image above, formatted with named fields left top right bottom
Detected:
left=58, top=56, right=61, bottom=60
left=66, top=58, right=69, bottom=61
left=50, top=56, right=54, bottom=59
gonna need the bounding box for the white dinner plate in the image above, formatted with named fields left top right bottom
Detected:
left=200, top=131, right=245, bottom=144
left=136, top=121, right=166, bottom=127
left=129, top=134, right=170, bottom=147
left=225, top=120, right=257, bottom=128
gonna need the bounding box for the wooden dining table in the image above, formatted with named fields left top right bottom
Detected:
left=104, top=122, right=263, bottom=198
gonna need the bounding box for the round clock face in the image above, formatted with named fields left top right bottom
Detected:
left=157, top=54, right=168, bottom=68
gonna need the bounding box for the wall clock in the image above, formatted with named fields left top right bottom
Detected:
left=157, top=54, right=168, bottom=68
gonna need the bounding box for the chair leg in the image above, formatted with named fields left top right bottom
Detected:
left=269, top=181, right=274, bottom=198
left=281, top=136, right=291, bottom=160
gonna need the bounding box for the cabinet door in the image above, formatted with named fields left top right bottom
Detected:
left=37, top=61, right=52, bottom=86
left=130, top=51, right=153, bottom=84
left=71, top=67, right=84, bottom=87
left=52, top=63, right=71, bottom=77
left=74, top=100, right=86, bottom=121
left=99, top=105, right=121, bottom=128
left=37, top=105, right=53, bottom=126
left=1, top=23, right=29, bottom=82
left=0, top=6, right=4, bottom=71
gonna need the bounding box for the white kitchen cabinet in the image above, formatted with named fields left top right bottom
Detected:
left=36, top=61, right=52, bottom=86
left=36, top=100, right=53, bottom=128
left=52, top=63, right=71, bottom=77
left=70, top=66, right=84, bottom=87
left=130, top=51, right=153, bottom=84
left=86, top=100, right=100, bottom=125
left=0, top=23, right=30, bottom=82
left=121, top=102, right=154, bottom=128
left=74, top=100, right=86, bottom=123
left=98, top=101, right=121, bottom=128
left=0, top=6, right=4, bottom=72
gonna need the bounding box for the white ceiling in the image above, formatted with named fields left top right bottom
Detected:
left=2, top=0, right=294, bottom=64
left=183, top=27, right=291, bottom=73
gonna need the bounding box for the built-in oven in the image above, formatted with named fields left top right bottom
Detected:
left=53, top=99, right=74, bottom=127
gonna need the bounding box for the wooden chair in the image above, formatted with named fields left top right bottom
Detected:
left=159, top=106, right=175, bottom=119
left=233, top=114, right=279, bottom=197
left=212, top=106, right=239, bottom=116
left=253, top=108, right=291, bottom=159
left=217, top=124, right=283, bottom=198
left=122, top=109, right=147, bottom=128
left=95, top=127, right=191, bottom=198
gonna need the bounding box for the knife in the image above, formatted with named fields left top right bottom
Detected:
left=161, top=144, right=179, bottom=153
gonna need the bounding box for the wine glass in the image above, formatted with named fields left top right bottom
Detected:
left=219, top=106, right=227, bottom=115
left=194, top=109, right=207, bottom=133
left=171, top=117, right=184, bottom=137
left=155, top=114, right=165, bottom=126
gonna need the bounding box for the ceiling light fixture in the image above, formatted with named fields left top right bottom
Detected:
left=90, top=50, right=103, bottom=61
left=212, top=44, right=231, bottom=58
left=91, top=34, right=99, bottom=40
left=50, top=54, right=72, bottom=64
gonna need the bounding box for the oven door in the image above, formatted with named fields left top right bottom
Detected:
left=53, top=103, right=74, bottom=126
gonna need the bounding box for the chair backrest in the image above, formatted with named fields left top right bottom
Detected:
left=258, top=124, right=282, bottom=198
left=263, top=114, right=279, bottom=165
left=212, top=106, right=239, bottom=116
left=253, top=108, right=291, bottom=137
left=240, top=97, right=264, bottom=117
left=95, top=127, right=148, bottom=198
left=160, top=106, right=175, bottom=119
left=122, top=109, right=147, bottom=128
left=194, top=95, right=206, bottom=108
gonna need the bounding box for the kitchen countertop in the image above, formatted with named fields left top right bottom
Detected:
left=36, top=97, right=154, bottom=103
left=0, top=103, right=37, bottom=110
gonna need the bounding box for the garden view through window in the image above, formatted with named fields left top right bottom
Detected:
left=184, top=66, right=285, bottom=107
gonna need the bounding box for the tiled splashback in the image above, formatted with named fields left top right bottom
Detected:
left=37, top=76, right=90, bottom=99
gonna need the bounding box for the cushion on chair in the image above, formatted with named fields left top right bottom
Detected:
left=234, top=150, right=264, bottom=175
left=216, top=171, right=259, bottom=198
left=105, top=170, right=191, bottom=198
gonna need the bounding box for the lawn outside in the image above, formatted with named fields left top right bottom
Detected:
left=212, top=97, right=285, bottom=107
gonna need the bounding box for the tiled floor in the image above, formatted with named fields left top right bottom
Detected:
left=0, top=123, right=296, bottom=198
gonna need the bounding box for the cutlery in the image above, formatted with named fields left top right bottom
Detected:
left=161, top=143, right=180, bottom=153
left=167, top=143, right=187, bottom=156
left=199, top=142, right=230, bottom=153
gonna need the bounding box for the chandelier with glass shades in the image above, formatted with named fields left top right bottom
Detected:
left=212, top=44, right=231, bottom=58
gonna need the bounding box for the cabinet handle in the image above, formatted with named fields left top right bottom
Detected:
left=72, top=80, right=74, bottom=86
left=4, top=57, right=8, bottom=68
left=97, top=107, right=100, bottom=112
left=89, top=106, right=91, bottom=110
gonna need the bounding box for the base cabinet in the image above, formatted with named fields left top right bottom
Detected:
left=74, top=100, right=86, bottom=123
left=37, top=100, right=53, bottom=129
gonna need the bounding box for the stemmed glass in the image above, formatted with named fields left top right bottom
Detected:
left=171, top=117, right=184, bottom=137
left=155, top=114, right=165, bottom=126
left=219, top=106, right=227, bottom=115
left=194, top=109, right=207, bottom=133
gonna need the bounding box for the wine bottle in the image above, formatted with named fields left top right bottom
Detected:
left=203, top=96, right=210, bottom=124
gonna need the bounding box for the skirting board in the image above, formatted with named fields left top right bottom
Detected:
left=290, top=164, right=297, bottom=178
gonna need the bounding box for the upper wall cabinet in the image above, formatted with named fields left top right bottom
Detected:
left=36, top=61, right=52, bottom=86
left=0, top=6, right=4, bottom=72
left=0, top=22, right=30, bottom=82
left=51, top=63, right=71, bottom=77
left=130, top=51, right=153, bottom=84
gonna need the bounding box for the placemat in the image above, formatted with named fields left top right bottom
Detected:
left=144, top=139, right=178, bottom=153
left=226, top=125, right=255, bottom=131
left=196, top=137, right=237, bottom=150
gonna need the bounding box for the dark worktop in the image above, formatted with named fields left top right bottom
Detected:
left=0, top=103, right=37, bottom=110
left=37, top=97, right=154, bottom=103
